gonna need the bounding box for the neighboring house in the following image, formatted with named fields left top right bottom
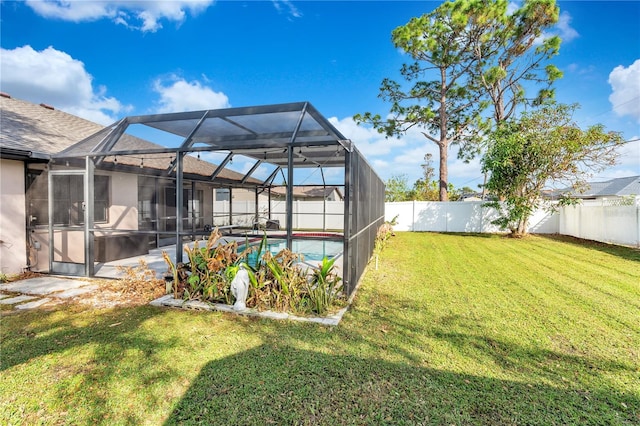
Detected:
left=0, top=94, right=259, bottom=275
left=459, top=192, right=484, bottom=202
left=557, top=176, right=640, bottom=200
left=269, top=185, right=344, bottom=201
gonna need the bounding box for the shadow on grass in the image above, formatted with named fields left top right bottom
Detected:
left=0, top=305, right=170, bottom=372
left=165, top=342, right=639, bottom=425
left=1, top=305, right=181, bottom=424
left=537, top=234, right=640, bottom=262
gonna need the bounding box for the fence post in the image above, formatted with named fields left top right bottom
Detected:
left=412, top=200, right=416, bottom=232
left=445, top=202, right=449, bottom=233
left=636, top=196, right=640, bottom=248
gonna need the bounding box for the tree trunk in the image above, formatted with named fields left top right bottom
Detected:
left=514, top=217, right=528, bottom=237
left=439, top=66, right=449, bottom=202
left=439, top=142, right=448, bottom=201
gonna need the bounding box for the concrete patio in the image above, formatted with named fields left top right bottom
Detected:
left=0, top=276, right=98, bottom=310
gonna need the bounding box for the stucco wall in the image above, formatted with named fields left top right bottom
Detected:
left=100, top=172, right=138, bottom=231
left=0, top=159, right=27, bottom=275
left=197, top=183, right=214, bottom=227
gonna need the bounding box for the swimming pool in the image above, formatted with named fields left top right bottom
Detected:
left=240, top=238, right=343, bottom=265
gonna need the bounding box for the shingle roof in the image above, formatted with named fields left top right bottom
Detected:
left=270, top=185, right=344, bottom=199
left=579, top=176, right=640, bottom=197
left=555, top=175, right=640, bottom=198
left=1, top=95, right=102, bottom=156
left=0, top=95, right=255, bottom=183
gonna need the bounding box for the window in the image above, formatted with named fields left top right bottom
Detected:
left=215, top=188, right=230, bottom=201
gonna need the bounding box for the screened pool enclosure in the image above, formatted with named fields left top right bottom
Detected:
left=45, top=102, right=384, bottom=296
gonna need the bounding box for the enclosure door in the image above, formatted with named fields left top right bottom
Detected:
left=49, top=169, right=87, bottom=276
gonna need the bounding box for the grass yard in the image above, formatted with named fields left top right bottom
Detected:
left=1, top=233, right=638, bottom=425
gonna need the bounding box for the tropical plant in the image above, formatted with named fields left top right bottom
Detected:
left=307, top=257, right=343, bottom=315
left=182, top=229, right=252, bottom=303
left=161, top=251, right=184, bottom=299
left=258, top=249, right=308, bottom=313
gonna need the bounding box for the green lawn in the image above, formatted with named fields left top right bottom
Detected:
left=1, top=233, right=638, bottom=425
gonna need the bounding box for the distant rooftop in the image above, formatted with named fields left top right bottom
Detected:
left=561, top=175, right=640, bottom=198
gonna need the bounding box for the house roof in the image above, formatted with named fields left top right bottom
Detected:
left=0, top=94, right=254, bottom=184
left=0, top=94, right=101, bottom=158
left=270, top=185, right=344, bottom=199
left=579, top=176, right=640, bottom=197
left=559, top=175, right=640, bottom=198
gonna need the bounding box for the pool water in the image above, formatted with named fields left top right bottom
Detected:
left=240, top=238, right=343, bottom=265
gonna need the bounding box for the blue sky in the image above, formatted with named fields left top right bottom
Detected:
left=1, top=0, right=639, bottom=189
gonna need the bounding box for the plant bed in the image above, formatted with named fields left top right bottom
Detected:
left=161, top=229, right=346, bottom=320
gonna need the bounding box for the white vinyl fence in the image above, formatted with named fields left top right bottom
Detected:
left=385, top=198, right=640, bottom=247
left=559, top=198, right=640, bottom=247
left=211, top=200, right=344, bottom=231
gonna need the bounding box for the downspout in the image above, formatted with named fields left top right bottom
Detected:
left=23, top=162, right=31, bottom=271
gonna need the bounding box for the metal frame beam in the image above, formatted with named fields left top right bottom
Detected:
left=209, top=153, right=233, bottom=181
left=84, top=157, right=95, bottom=276
left=285, top=102, right=308, bottom=249
left=241, top=160, right=262, bottom=184
left=179, top=111, right=210, bottom=150
left=175, top=152, right=184, bottom=263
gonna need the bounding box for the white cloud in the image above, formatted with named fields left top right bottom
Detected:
left=617, top=138, right=640, bottom=169
left=0, top=45, right=127, bottom=124
left=24, top=0, right=214, bottom=32
left=328, top=116, right=405, bottom=158
left=555, top=11, right=579, bottom=42
left=609, top=59, right=640, bottom=123
left=271, top=0, right=302, bottom=19
left=329, top=115, right=484, bottom=187
left=152, top=77, right=230, bottom=113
